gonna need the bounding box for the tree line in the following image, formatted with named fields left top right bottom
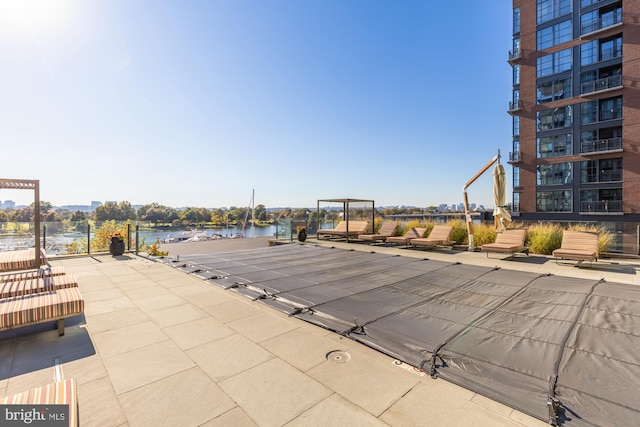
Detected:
left=0, top=201, right=434, bottom=227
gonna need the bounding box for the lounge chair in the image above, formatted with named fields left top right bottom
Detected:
left=0, top=273, right=79, bottom=299
left=386, top=227, right=428, bottom=246
left=358, top=222, right=399, bottom=244
left=410, top=225, right=454, bottom=249
left=481, top=229, right=528, bottom=259
left=1, top=378, right=78, bottom=427
left=318, top=221, right=370, bottom=240
left=0, top=248, right=48, bottom=272
left=553, top=230, right=599, bottom=266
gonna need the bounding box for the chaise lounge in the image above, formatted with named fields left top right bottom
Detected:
left=552, top=230, right=599, bottom=266
left=386, top=227, right=428, bottom=246
left=0, top=273, right=79, bottom=299
left=358, top=222, right=398, bottom=244
left=481, top=228, right=528, bottom=259
left=318, top=221, right=370, bottom=241
left=410, top=225, right=454, bottom=249
left=0, top=248, right=48, bottom=272
left=1, top=378, right=78, bottom=426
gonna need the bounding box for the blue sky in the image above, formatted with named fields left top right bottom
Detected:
left=0, top=0, right=512, bottom=209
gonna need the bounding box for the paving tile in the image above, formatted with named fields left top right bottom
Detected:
left=146, top=303, right=207, bottom=328
left=227, top=311, right=298, bottom=343
left=162, top=316, right=235, bottom=350
left=261, top=328, right=346, bottom=372
left=78, top=376, right=127, bottom=427
left=4, top=368, right=54, bottom=397
left=119, top=367, right=235, bottom=427
left=134, top=294, right=186, bottom=312
left=219, top=358, right=332, bottom=427
left=180, top=288, right=237, bottom=308
left=85, top=307, right=150, bottom=335
left=285, top=393, right=389, bottom=427
left=60, top=354, right=107, bottom=386
left=201, top=407, right=258, bottom=427
left=379, top=381, right=537, bottom=427
left=103, top=340, right=194, bottom=394
left=123, top=284, right=171, bottom=301
left=307, top=347, right=419, bottom=417
left=202, top=299, right=263, bottom=323
left=93, top=321, right=168, bottom=358
left=186, top=334, right=273, bottom=382
left=84, top=296, right=137, bottom=317
left=81, top=287, right=126, bottom=302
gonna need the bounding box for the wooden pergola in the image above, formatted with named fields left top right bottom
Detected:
left=0, top=178, right=42, bottom=267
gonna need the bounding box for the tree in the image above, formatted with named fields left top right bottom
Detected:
left=70, top=211, right=87, bottom=222
left=254, top=204, right=267, bottom=222
left=94, top=201, right=136, bottom=221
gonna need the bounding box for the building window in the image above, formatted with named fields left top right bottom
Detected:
left=513, top=64, right=520, bottom=85
left=513, top=167, right=520, bottom=188
left=581, top=7, right=622, bottom=35
left=537, top=106, right=572, bottom=131
left=537, top=77, right=571, bottom=104
left=537, top=48, right=572, bottom=78
left=537, top=190, right=572, bottom=212
left=581, top=35, right=622, bottom=66
left=582, top=97, right=622, bottom=124
left=580, top=127, right=622, bottom=153
left=513, top=116, right=520, bottom=137
left=514, top=7, right=520, bottom=34
left=513, top=192, right=520, bottom=213
left=537, top=19, right=572, bottom=50
left=537, top=0, right=571, bottom=25
left=537, top=162, right=572, bottom=185
left=537, top=134, right=572, bottom=158
left=580, top=158, right=622, bottom=183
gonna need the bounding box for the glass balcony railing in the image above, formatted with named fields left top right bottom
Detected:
left=581, top=10, right=622, bottom=36
left=509, top=151, right=522, bottom=163
left=580, top=200, right=622, bottom=213
left=580, top=137, right=622, bottom=154
left=581, top=74, right=622, bottom=95
left=508, top=48, right=521, bottom=63
left=508, top=99, right=521, bottom=113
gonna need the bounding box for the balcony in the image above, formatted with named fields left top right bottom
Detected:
left=581, top=137, right=622, bottom=155
left=580, top=200, right=622, bottom=213
left=508, top=151, right=522, bottom=164
left=508, top=99, right=522, bottom=115
left=580, top=74, right=622, bottom=96
left=599, top=108, right=622, bottom=122
left=508, top=48, right=521, bottom=64
left=581, top=10, right=623, bottom=37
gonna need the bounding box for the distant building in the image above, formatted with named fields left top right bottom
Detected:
left=0, top=200, right=16, bottom=209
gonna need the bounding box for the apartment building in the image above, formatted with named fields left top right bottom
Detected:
left=509, top=0, right=640, bottom=253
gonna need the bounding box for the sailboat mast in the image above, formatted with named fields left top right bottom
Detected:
left=251, top=189, right=255, bottom=238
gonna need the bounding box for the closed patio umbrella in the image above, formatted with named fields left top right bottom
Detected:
left=492, top=164, right=512, bottom=232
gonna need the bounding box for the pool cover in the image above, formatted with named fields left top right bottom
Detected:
left=156, top=244, right=640, bottom=426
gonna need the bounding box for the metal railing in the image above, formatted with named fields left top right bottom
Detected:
left=508, top=99, right=521, bottom=112
left=509, top=151, right=521, bottom=163
left=581, top=74, right=622, bottom=95
left=580, top=200, right=622, bottom=213
left=581, top=137, right=622, bottom=153
left=599, top=108, right=622, bottom=121
left=581, top=9, right=622, bottom=35
left=508, top=48, right=521, bottom=62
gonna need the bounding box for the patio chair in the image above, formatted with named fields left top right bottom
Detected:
left=386, top=227, right=428, bottom=246
left=553, top=230, right=599, bottom=266
left=317, top=221, right=370, bottom=240
left=358, top=222, right=399, bottom=244
left=481, top=228, right=528, bottom=259
left=410, top=225, right=454, bottom=249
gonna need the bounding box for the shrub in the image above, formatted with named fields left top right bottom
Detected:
left=526, top=223, right=563, bottom=255
left=448, top=219, right=468, bottom=244
left=471, top=223, right=497, bottom=247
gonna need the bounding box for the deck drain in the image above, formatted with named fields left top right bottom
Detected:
left=326, top=350, right=351, bottom=363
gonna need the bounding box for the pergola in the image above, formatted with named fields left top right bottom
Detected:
left=0, top=178, right=42, bottom=268
left=316, top=198, right=375, bottom=241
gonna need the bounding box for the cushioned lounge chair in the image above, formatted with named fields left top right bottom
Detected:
left=318, top=221, right=370, bottom=240
left=386, top=227, right=428, bottom=246
left=552, top=230, right=598, bottom=266
left=358, top=222, right=398, bottom=244
left=0, top=248, right=48, bottom=272
left=481, top=229, right=528, bottom=259
left=410, top=225, right=454, bottom=249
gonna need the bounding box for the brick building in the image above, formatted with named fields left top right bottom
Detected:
left=509, top=0, right=640, bottom=254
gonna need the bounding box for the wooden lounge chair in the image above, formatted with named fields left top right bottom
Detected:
left=410, top=225, right=454, bottom=249
left=553, top=230, right=599, bottom=266
left=358, top=222, right=398, bottom=244
left=318, top=221, right=370, bottom=240
left=386, top=227, right=428, bottom=246
left=481, top=229, right=528, bottom=259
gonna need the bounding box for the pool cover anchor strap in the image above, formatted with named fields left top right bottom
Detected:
left=347, top=318, right=366, bottom=335
left=257, top=289, right=277, bottom=300
left=289, top=307, right=313, bottom=316
left=425, top=343, right=448, bottom=379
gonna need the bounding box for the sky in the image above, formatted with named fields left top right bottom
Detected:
left=0, top=0, right=513, bottom=209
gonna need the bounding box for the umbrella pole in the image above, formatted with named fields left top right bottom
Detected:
left=462, top=150, right=500, bottom=251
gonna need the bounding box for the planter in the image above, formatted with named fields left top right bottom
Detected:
left=297, top=228, right=307, bottom=242
left=109, top=238, right=125, bottom=256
